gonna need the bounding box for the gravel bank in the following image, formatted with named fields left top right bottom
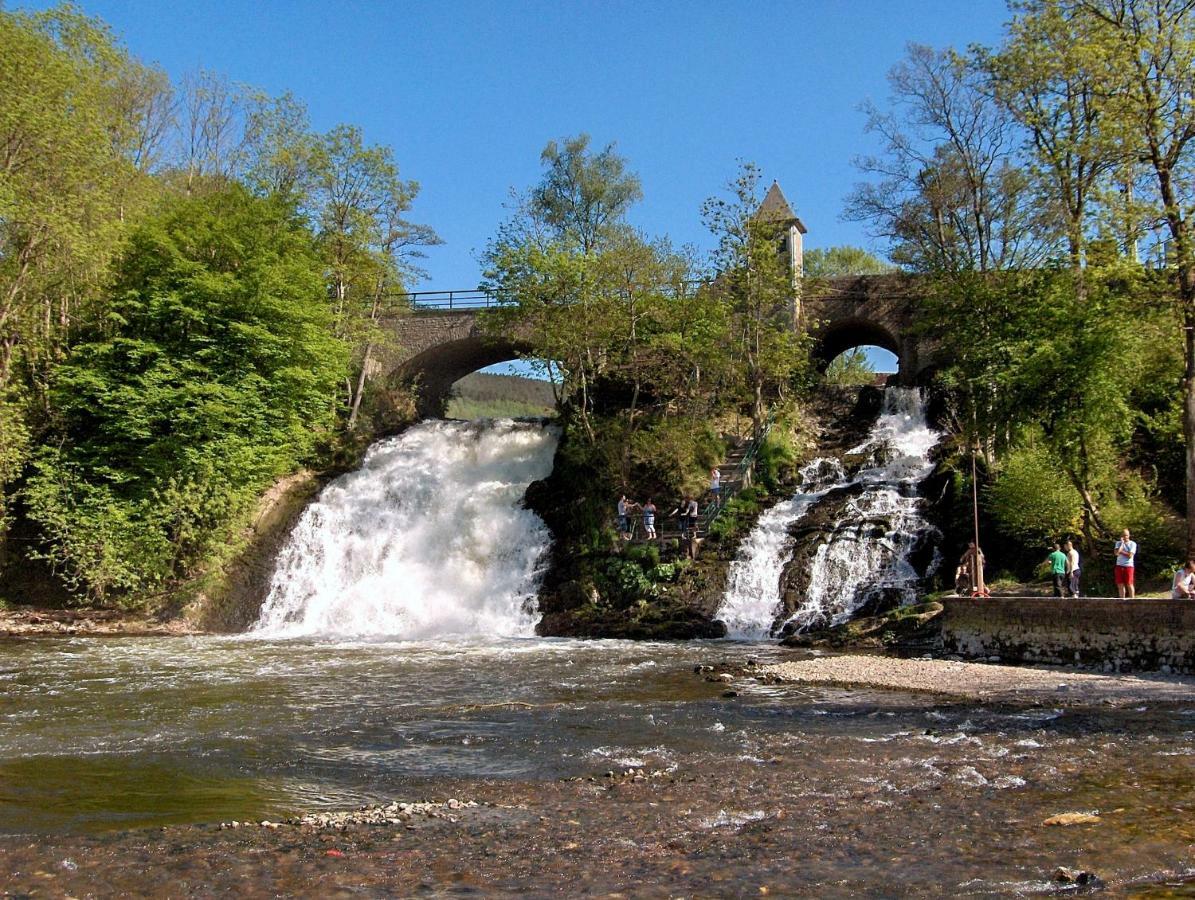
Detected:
left=760, top=654, right=1195, bottom=705
left=0, top=606, right=197, bottom=637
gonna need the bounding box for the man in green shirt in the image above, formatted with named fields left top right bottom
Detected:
left=1047, top=543, right=1068, bottom=597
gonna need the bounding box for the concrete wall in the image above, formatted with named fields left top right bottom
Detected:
left=940, top=597, right=1195, bottom=674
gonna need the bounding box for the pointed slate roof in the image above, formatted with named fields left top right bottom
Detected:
left=755, top=180, right=807, bottom=233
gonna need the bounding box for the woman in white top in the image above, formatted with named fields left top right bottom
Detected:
left=1172, top=560, right=1195, bottom=599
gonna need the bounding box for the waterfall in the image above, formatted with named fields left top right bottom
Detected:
left=717, top=388, right=941, bottom=639
left=717, top=458, right=844, bottom=639
left=253, top=419, right=558, bottom=639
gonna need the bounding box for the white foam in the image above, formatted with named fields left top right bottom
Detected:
left=253, top=419, right=558, bottom=639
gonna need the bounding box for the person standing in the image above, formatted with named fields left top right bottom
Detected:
left=668, top=497, right=689, bottom=539
left=1114, top=529, right=1137, bottom=599
left=641, top=498, right=657, bottom=540
left=956, top=541, right=985, bottom=596
left=1171, top=560, right=1195, bottom=599
left=617, top=495, right=632, bottom=541
left=687, top=496, right=700, bottom=536
left=710, top=467, right=722, bottom=500
left=1047, top=543, right=1068, bottom=597
left=1064, top=540, right=1081, bottom=597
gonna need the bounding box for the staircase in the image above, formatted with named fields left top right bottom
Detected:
left=621, top=414, right=775, bottom=545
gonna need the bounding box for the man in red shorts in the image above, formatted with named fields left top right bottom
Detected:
left=1114, top=528, right=1137, bottom=599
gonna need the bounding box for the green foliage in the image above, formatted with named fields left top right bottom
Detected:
left=446, top=372, right=555, bottom=419
left=706, top=489, right=764, bottom=544
left=804, top=246, right=894, bottom=277
left=755, top=427, right=799, bottom=494
left=986, top=442, right=1082, bottom=548
left=647, top=560, right=688, bottom=583
left=823, top=348, right=876, bottom=388
left=596, top=557, right=658, bottom=608
left=25, top=187, right=348, bottom=599
left=625, top=542, right=660, bottom=568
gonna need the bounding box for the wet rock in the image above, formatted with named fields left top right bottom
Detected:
left=1042, top=812, right=1101, bottom=826
left=1053, top=866, right=1102, bottom=887
left=779, top=602, right=943, bottom=650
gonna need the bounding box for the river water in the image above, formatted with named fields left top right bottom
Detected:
left=3, top=635, right=1195, bottom=895
left=3, top=416, right=1194, bottom=893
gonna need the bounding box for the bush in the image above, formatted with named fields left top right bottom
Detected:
left=986, top=443, right=1082, bottom=549
left=596, top=557, right=657, bottom=607
left=25, top=187, right=347, bottom=600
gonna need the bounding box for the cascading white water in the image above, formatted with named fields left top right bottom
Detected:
left=253, top=419, right=558, bottom=639
left=717, top=458, right=844, bottom=639
left=717, top=388, right=941, bottom=639
left=785, top=388, right=941, bottom=632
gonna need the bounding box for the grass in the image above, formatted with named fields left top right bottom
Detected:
left=444, top=397, right=555, bottom=420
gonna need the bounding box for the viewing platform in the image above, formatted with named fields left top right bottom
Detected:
left=940, top=596, right=1195, bottom=674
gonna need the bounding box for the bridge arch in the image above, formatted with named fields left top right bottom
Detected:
left=812, top=317, right=900, bottom=368
left=392, top=334, right=534, bottom=418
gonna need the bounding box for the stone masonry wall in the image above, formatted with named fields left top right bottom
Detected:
left=940, top=597, right=1195, bottom=674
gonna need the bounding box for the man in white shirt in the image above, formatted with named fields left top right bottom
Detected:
left=1172, top=560, right=1195, bottom=599
left=1064, top=540, right=1081, bottom=597
left=1114, top=529, right=1137, bottom=599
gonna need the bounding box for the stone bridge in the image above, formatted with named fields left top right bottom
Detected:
left=382, top=273, right=942, bottom=416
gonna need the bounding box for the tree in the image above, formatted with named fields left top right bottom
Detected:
left=847, top=43, right=1049, bottom=273
left=824, top=348, right=877, bottom=386
left=484, top=135, right=647, bottom=442
left=803, top=246, right=895, bottom=277
left=702, top=163, right=810, bottom=438
left=0, top=4, right=162, bottom=554
left=1069, top=0, right=1195, bottom=552
left=532, top=134, right=643, bottom=254
left=25, top=187, right=348, bottom=599
left=307, top=125, right=440, bottom=427
left=983, top=1, right=1125, bottom=272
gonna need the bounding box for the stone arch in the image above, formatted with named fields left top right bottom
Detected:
left=392, top=334, right=534, bottom=418
left=812, top=317, right=903, bottom=377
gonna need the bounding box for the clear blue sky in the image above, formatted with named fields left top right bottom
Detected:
left=19, top=0, right=1013, bottom=371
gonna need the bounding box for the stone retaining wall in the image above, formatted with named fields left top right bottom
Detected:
left=940, top=597, right=1195, bottom=674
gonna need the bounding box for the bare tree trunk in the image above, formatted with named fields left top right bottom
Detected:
left=348, top=342, right=373, bottom=429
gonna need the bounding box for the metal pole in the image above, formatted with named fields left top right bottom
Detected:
left=971, top=442, right=985, bottom=595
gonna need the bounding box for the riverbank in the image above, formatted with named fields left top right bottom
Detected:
left=0, top=604, right=198, bottom=637
left=758, top=653, right=1195, bottom=706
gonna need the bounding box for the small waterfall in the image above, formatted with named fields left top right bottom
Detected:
left=254, top=419, right=558, bottom=639
left=718, top=458, right=844, bottom=639
left=716, top=388, right=940, bottom=639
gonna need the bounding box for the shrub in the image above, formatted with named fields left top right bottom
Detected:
left=986, top=444, right=1082, bottom=549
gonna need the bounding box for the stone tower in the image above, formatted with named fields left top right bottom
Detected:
left=755, top=180, right=807, bottom=280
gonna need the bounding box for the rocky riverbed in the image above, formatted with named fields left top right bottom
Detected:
left=3, top=637, right=1195, bottom=896
left=0, top=605, right=197, bottom=637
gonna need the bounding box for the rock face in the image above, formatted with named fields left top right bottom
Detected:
left=530, top=388, right=907, bottom=641
left=779, top=601, right=943, bottom=650
left=187, top=470, right=323, bottom=632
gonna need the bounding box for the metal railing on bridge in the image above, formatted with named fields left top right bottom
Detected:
left=390, top=289, right=508, bottom=311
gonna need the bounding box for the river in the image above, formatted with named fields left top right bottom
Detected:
left=2, top=635, right=1194, bottom=895
left=2, top=414, right=1194, bottom=894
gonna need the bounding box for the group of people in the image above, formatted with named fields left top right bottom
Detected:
left=1044, top=540, right=1083, bottom=597
left=615, top=468, right=722, bottom=545
left=616, top=494, right=701, bottom=542
left=959, top=527, right=1195, bottom=600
